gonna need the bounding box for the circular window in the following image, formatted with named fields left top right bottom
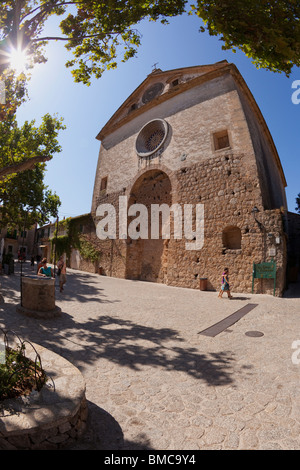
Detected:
left=142, top=83, right=164, bottom=104
left=135, top=119, right=168, bottom=158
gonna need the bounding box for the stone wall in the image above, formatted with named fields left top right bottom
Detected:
left=92, top=189, right=127, bottom=279
left=148, top=154, right=286, bottom=295
left=91, top=153, right=286, bottom=296
left=236, top=83, right=287, bottom=210
left=3, top=224, right=37, bottom=259
left=168, top=154, right=286, bottom=295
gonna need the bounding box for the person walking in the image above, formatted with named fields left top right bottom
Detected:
left=218, top=267, right=233, bottom=299
left=57, top=255, right=67, bottom=292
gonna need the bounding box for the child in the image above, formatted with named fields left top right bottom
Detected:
left=218, top=268, right=233, bottom=299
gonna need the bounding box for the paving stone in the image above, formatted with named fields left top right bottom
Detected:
left=1, top=263, right=300, bottom=450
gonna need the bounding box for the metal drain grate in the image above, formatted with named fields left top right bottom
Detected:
left=245, top=331, right=264, bottom=337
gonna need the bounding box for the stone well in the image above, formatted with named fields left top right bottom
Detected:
left=16, top=275, right=61, bottom=319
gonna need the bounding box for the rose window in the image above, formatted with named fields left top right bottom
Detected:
left=135, top=119, right=168, bottom=158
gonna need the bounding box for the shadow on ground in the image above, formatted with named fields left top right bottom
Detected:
left=0, top=263, right=258, bottom=450
left=283, top=277, right=300, bottom=298
left=1, top=308, right=237, bottom=387
left=0, top=264, right=237, bottom=388
left=71, top=401, right=154, bottom=450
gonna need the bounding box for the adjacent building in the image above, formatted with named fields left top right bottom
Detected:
left=36, top=213, right=99, bottom=273
left=0, top=224, right=36, bottom=261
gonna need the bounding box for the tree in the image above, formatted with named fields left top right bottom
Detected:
left=0, top=112, right=65, bottom=229
left=296, top=193, right=300, bottom=214
left=193, top=0, right=300, bottom=76
left=1, top=1, right=299, bottom=87
left=0, top=0, right=187, bottom=84
left=0, top=2, right=67, bottom=229
left=0, top=67, right=27, bottom=121
left=0, top=46, right=63, bottom=223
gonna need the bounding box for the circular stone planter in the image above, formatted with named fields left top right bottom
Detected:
left=16, top=275, right=61, bottom=319
left=0, top=344, right=87, bottom=450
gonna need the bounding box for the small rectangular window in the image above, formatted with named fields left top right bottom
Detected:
left=128, top=103, right=138, bottom=114
left=100, top=176, right=108, bottom=192
left=213, top=130, right=230, bottom=151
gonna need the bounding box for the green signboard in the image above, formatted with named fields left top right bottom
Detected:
left=252, top=261, right=276, bottom=296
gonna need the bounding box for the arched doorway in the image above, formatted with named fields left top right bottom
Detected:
left=125, top=169, right=172, bottom=283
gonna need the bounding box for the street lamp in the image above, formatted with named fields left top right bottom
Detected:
left=251, top=206, right=263, bottom=231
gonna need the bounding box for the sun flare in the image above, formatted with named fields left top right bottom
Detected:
left=9, top=47, right=28, bottom=74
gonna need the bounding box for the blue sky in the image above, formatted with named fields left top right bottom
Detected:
left=17, top=11, right=300, bottom=221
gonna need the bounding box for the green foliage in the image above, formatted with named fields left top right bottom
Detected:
left=51, top=214, right=101, bottom=262
left=192, top=0, right=300, bottom=76
left=0, top=113, right=65, bottom=229
left=0, top=4, right=66, bottom=233
left=0, top=112, right=65, bottom=172
left=0, top=345, right=46, bottom=401
left=78, top=237, right=101, bottom=263
left=0, top=68, right=27, bottom=122
left=52, top=234, right=70, bottom=259
left=59, top=0, right=187, bottom=84
left=296, top=193, right=300, bottom=214
left=1, top=1, right=299, bottom=85
left=0, top=1, right=187, bottom=85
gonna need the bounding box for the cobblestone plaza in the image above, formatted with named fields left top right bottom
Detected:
left=1, top=263, right=300, bottom=450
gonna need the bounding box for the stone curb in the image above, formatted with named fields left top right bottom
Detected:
left=16, top=304, right=62, bottom=319
left=0, top=343, right=87, bottom=450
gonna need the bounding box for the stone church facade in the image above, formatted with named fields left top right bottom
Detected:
left=91, top=61, right=288, bottom=296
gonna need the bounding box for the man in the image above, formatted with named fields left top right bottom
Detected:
left=57, top=255, right=67, bottom=292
